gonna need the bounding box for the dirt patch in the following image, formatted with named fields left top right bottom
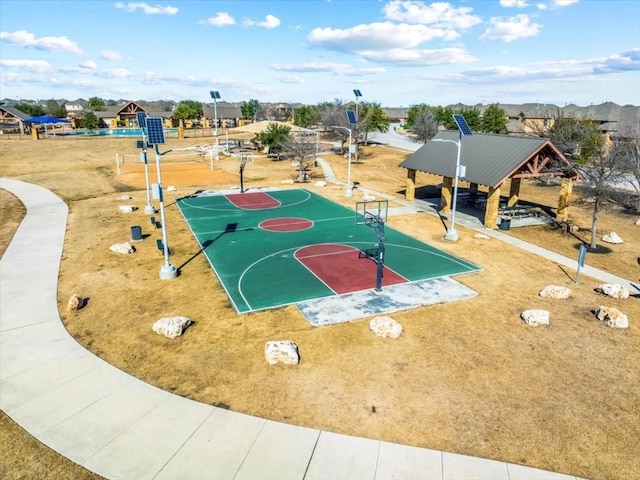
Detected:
left=1, top=135, right=639, bottom=480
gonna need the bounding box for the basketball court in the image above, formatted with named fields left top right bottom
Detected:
left=176, top=188, right=480, bottom=323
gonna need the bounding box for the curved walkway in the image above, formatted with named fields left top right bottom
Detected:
left=1, top=177, right=584, bottom=480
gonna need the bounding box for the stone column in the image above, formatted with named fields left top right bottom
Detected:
left=484, top=185, right=501, bottom=227
left=508, top=177, right=521, bottom=207
left=406, top=169, right=417, bottom=201
left=440, top=177, right=453, bottom=213
left=557, top=177, right=573, bottom=221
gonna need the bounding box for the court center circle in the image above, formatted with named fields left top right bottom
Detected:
left=259, top=217, right=314, bottom=232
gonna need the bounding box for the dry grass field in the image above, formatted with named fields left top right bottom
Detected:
left=1, top=134, right=639, bottom=480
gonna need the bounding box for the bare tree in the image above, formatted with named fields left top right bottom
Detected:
left=282, top=132, right=317, bottom=183
left=615, top=124, right=640, bottom=212
left=576, top=137, right=632, bottom=249
left=411, top=107, right=439, bottom=143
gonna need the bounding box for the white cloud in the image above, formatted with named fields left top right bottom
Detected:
left=553, top=0, right=579, bottom=6
left=79, top=60, right=98, bottom=71
left=382, top=1, right=481, bottom=29
left=0, top=30, right=83, bottom=54
left=279, top=75, right=304, bottom=84
left=480, top=14, right=541, bottom=42
left=270, top=62, right=385, bottom=76
left=359, top=47, right=475, bottom=66
left=0, top=58, right=54, bottom=73
left=309, top=22, right=459, bottom=53
left=500, top=0, right=529, bottom=7
left=244, top=14, right=281, bottom=29
left=101, top=50, right=123, bottom=61
left=115, top=2, right=178, bottom=15
left=204, top=12, right=235, bottom=27
left=105, top=68, right=134, bottom=78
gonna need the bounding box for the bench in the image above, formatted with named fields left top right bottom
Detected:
left=499, top=205, right=540, bottom=218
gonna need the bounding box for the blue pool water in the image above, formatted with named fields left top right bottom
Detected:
left=57, top=128, right=179, bottom=137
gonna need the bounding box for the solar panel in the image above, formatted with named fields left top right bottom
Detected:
left=453, top=114, right=473, bottom=136
left=145, top=117, right=166, bottom=145
left=210, top=91, right=221, bottom=99
left=136, top=112, right=148, bottom=130
left=346, top=110, right=357, bottom=125
left=353, top=89, right=362, bottom=97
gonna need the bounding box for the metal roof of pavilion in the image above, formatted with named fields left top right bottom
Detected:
left=399, top=131, right=574, bottom=188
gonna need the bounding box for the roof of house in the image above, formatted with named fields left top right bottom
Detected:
left=0, top=105, right=31, bottom=121
left=399, top=130, right=574, bottom=188
left=202, top=104, right=243, bottom=119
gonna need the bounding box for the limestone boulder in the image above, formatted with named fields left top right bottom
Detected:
left=521, top=309, right=550, bottom=326
left=152, top=316, right=194, bottom=339
left=602, top=232, right=623, bottom=244
left=369, top=316, right=403, bottom=338
left=118, top=205, right=138, bottom=213
left=265, top=340, right=300, bottom=365
left=280, top=179, right=294, bottom=185
left=595, top=306, right=629, bottom=329
left=115, top=194, right=132, bottom=201
left=635, top=218, right=640, bottom=226
left=167, top=186, right=177, bottom=192
left=109, top=242, right=135, bottom=254
left=314, top=181, right=327, bottom=187
left=596, top=284, right=630, bottom=300
left=474, top=233, right=490, bottom=240
left=539, top=285, right=572, bottom=299
left=66, top=293, right=84, bottom=312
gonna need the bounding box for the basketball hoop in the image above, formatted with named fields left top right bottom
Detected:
left=234, top=151, right=254, bottom=193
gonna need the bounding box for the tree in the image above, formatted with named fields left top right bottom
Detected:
left=616, top=125, right=640, bottom=212
left=87, top=97, right=106, bottom=111
left=318, top=99, right=350, bottom=152
left=241, top=99, right=260, bottom=120
left=433, top=106, right=456, bottom=129
left=259, top=123, right=291, bottom=159
left=173, top=100, right=202, bottom=124
left=358, top=102, right=390, bottom=145
left=480, top=104, right=507, bottom=133
left=294, top=105, right=320, bottom=128
left=576, top=135, right=631, bottom=249
left=282, top=132, right=317, bottom=182
left=407, top=105, right=438, bottom=143
left=44, top=99, right=66, bottom=118
left=14, top=102, right=46, bottom=117
left=405, top=103, right=429, bottom=130
left=81, top=111, right=99, bottom=130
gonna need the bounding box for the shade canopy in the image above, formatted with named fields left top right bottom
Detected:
left=24, top=116, right=71, bottom=124
left=227, top=120, right=316, bottom=135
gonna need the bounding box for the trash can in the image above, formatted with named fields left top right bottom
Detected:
left=130, top=225, right=143, bottom=242
left=498, top=217, right=511, bottom=231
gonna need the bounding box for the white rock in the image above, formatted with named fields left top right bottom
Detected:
left=67, top=293, right=84, bottom=312
left=602, top=232, right=623, bottom=244
left=369, top=316, right=403, bottom=338
left=539, top=285, right=572, bottom=299
left=595, top=306, right=629, bottom=328
left=115, top=194, right=132, bottom=201
left=167, top=186, right=177, bottom=192
left=596, top=284, right=630, bottom=300
left=265, top=340, right=299, bottom=365
left=635, top=219, right=640, bottom=226
left=314, top=181, right=327, bottom=187
left=118, top=205, right=138, bottom=213
left=281, top=179, right=295, bottom=185
left=474, top=233, right=490, bottom=240
left=521, top=309, right=550, bottom=326
left=152, top=316, right=194, bottom=339
left=109, top=242, right=134, bottom=254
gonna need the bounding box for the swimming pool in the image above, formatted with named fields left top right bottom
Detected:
left=56, top=128, right=179, bottom=137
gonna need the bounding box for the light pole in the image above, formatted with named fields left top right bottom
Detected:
left=353, top=89, right=362, bottom=163
left=332, top=125, right=353, bottom=197
left=210, top=90, right=221, bottom=160
left=432, top=114, right=473, bottom=242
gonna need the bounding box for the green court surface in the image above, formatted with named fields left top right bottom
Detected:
left=176, top=189, right=480, bottom=313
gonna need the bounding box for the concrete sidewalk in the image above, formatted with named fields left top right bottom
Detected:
left=1, top=177, right=585, bottom=480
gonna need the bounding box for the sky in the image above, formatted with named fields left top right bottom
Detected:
left=1, top=0, right=639, bottom=108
